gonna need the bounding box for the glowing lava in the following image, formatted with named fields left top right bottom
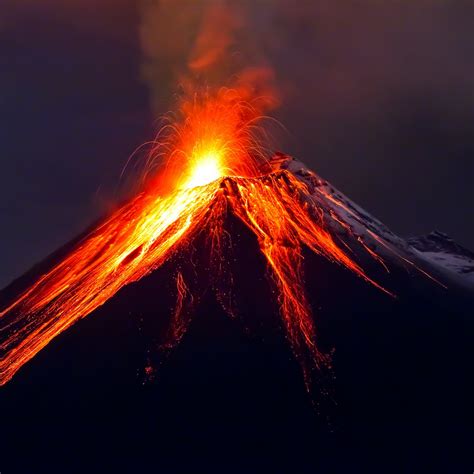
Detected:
left=0, top=87, right=407, bottom=387
left=184, top=151, right=223, bottom=188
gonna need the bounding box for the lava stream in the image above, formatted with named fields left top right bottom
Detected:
left=0, top=89, right=397, bottom=386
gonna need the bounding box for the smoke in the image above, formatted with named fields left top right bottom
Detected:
left=138, top=0, right=279, bottom=115
left=138, top=0, right=474, bottom=142
left=187, top=1, right=242, bottom=73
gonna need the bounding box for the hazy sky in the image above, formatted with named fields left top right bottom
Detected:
left=1, top=0, right=473, bottom=287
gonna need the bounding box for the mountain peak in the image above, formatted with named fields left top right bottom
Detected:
left=1, top=153, right=471, bottom=387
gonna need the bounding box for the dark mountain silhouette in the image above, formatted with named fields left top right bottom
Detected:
left=0, top=156, right=472, bottom=474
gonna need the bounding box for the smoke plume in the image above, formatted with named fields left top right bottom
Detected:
left=138, top=0, right=279, bottom=115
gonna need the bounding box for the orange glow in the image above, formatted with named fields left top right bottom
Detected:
left=183, top=151, right=223, bottom=188
left=0, top=87, right=404, bottom=387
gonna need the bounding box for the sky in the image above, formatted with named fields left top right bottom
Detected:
left=1, top=0, right=473, bottom=287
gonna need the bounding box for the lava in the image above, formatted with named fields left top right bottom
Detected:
left=0, top=87, right=403, bottom=387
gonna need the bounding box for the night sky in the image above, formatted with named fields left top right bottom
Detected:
left=1, top=0, right=473, bottom=288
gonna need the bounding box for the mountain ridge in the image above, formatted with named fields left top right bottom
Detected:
left=0, top=153, right=472, bottom=473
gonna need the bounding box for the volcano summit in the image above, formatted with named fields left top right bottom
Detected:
left=0, top=87, right=472, bottom=472
left=2, top=150, right=468, bottom=387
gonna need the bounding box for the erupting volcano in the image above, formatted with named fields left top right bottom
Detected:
left=0, top=87, right=457, bottom=390
left=3, top=4, right=473, bottom=472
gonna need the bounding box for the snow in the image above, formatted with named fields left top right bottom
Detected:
left=412, top=249, right=474, bottom=283
left=273, top=154, right=474, bottom=288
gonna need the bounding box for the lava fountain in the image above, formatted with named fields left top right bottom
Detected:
left=0, top=86, right=398, bottom=387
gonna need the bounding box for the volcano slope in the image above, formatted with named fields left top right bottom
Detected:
left=0, top=156, right=472, bottom=474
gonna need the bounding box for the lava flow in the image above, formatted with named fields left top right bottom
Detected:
left=0, top=87, right=397, bottom=387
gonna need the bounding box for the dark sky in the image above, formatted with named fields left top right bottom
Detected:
left=1, top=0, right=473, bottom=288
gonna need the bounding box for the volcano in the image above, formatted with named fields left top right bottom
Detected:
left=0, top=151, right=472, bottom=473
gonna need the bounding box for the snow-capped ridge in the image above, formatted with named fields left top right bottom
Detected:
left=270, top=154, right=473, bottom=288
left=408, top=232, right=474, bottom=284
